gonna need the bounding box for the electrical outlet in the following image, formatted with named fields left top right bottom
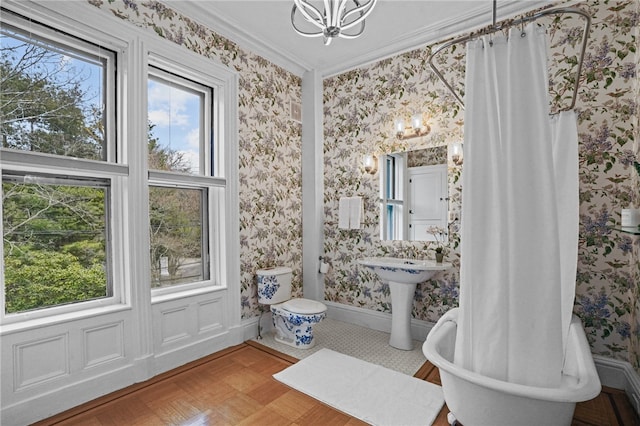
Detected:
left=290, top=100, right=302, bottom=123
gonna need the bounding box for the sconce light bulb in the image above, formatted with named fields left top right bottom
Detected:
left=411, top=113, right=422, bottom=133
left=363, top=154, right=378, bottom=174
left=394, top=118, right=405, bottom=138
left=451, top=141, right=463, bottom=165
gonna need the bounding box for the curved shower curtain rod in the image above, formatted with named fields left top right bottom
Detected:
left=428, top=3, right=592, bottom=111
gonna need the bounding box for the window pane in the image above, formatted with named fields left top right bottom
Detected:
left=2, top=173, right=109, bottom=314
left=385, top=157, right=396, bottom=199
left=149, top=186, right=207, bottom=288
left=148, top=74, right=204, bottom=175
left=0, top=25, right=108, bottom=160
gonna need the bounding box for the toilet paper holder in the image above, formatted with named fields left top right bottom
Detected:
left=318, top=256, right=330, bottom=274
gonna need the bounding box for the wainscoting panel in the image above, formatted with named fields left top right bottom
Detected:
left=82, top=321, right=125, bottom=369
left=1, top=309, right=138, bottom=425
left=14, top=334, right=69, bottom=391
left=159, top=306, right=190, bottom=346
left=150, top=290, right=239, bottom=376
left=197, top=296, right=225, bottom=334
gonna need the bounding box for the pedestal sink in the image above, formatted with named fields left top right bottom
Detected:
left=358, top=257, right=451, bottom=350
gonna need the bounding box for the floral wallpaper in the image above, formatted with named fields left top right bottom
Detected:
left=407, top=146, right=447, bottom=168
left=86, top=0, right=638, bottom=372
left=87, top=0, right=304, bottom=319
left=323, top=0, right=639, bottom=372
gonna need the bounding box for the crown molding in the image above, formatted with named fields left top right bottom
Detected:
left=168, top=1, right=555, bottom=78
left=168, top=1, right=311, bottom=77
left=322, top=0, right=551, bottom=77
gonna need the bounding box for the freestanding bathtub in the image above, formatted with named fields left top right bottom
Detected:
left=422, top=308, right=601, bottom=426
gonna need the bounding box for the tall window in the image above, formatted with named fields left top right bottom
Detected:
left=147, top=66, right=215, bottom=290
left=1, top=13, right=118, bottom=316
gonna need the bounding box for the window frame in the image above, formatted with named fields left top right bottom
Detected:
left=0, top=12, right=118, bottom=162
left=147, top=66, right=211, bottom=176
left=380, top=153, right=406, bottom=240
left=0, top=152, right=128, bottom=323
left=0, top=10, right=125, bottom=324
left=146, top=50, right=227, bottom=299
left=0, top=5, right=239, bottom=326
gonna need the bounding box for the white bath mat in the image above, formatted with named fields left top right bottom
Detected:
left=273, top=348, right=444, bottom=426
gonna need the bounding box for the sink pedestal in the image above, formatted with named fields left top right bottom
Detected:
left=357, top=257, right=451, bottom=351
left=388, top=281, right=417, bottom=350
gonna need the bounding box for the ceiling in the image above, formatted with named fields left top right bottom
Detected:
left=169, top=1, right=552, bottom=77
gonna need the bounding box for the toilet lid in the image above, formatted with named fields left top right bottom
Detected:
left=282, top=298, right=327, bottom=314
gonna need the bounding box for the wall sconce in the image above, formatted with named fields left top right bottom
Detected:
left=394, top=113, right=430, bottom=140
left=363, top=154, right=378, bottom=174
left=451, top=141, right=463, bottom=165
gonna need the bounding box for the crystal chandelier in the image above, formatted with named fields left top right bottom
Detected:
left=291, top=0, right=378, bottom=46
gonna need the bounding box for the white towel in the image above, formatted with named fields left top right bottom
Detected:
left=338, top=197, right=351, bottom=229
left=349, top=196, right=363, bottom=229
left=338, top=197, right=363, bottom=229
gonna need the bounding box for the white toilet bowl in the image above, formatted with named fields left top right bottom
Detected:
left=257, top=267, right=327, bottom=349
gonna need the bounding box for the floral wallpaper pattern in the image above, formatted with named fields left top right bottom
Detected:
left=87, top=0, right=638, bottom=373
left=87, top=0, right=304, bottom=319
left=407, top=146, right=448, bottom=168
left=323, top=0, right=639, bottom=372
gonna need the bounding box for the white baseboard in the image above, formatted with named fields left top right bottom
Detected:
left=243, top=302, right=432, bottom=342
left=1, top=363, right=139, bottom=426
left=324, top=301, right=433, bottom=341
left=593, top=355, right=640, bottom=414
left=242, top=311, right=274, bottom=341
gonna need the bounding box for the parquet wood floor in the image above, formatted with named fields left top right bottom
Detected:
left=35, top=341, right=639, bottom=425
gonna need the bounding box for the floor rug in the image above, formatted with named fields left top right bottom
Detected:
left=273, top=348, right=444, bottom=426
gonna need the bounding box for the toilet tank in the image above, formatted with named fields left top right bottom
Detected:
left=256, top=267, right=292, bottom=304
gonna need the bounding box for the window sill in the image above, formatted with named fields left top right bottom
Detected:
left=0, top=304, right=132, bottom=336
left=151, top=284, right=227, bottom=304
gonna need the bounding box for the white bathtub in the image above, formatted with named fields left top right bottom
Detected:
left=422, top=308, right=601, bottom=426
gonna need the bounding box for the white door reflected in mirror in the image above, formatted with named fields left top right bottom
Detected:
left=380, top=146, right=448, bottom=241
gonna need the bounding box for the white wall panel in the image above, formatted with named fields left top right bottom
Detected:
left=197, top=296, right=224, bottom=334
left=83, top=321, right=125, bottom=368
left=14, top=334, right=69, bottom=390
left=160, top=306, right=190, bottom=345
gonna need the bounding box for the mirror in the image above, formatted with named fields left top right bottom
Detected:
left=380, top=146, right=448, bottom=241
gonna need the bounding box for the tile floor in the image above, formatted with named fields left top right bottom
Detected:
left=254, top=317, right=427, bottom=376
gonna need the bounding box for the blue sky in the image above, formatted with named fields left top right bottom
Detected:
left=147, top=79, right=201, bottom=174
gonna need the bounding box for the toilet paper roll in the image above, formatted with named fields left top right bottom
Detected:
left=621, top=208, right=640, bottom=227
left=319, top=262, right=330, bottom=274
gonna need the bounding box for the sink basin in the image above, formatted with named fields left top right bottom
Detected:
left=358, top=257, right=451, bottom=350
left=358, top=256, right=450, bottom=284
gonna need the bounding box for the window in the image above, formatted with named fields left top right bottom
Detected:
left=147, top=65, right=218, bottom=291
left=149, top=186, right=207, bottom=288
left=0, top=9, right=234, bottom=321
left=1, top=22, right=113, bottom=160
left=380, top=153, right=405, bottom=240
left=1, top=12, right=120, bottom=317
left=2, top=173, right=110, bottom=314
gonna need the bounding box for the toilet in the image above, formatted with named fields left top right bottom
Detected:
left=256, top=266, right=327, bottom=349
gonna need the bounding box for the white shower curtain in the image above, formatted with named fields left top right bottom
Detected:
left=454, top=23, right=579, bottom=388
